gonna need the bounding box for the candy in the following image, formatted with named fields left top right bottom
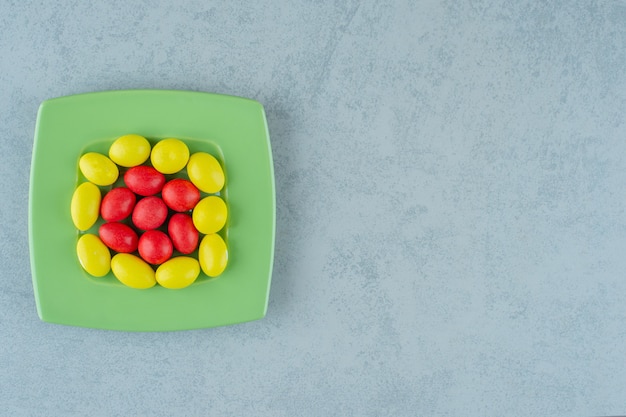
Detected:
left=168, top=213, right=199, bottom=254
left=155, top=257, right=200, bottom=289
left=162, top=179, right=200, bottom=212
left=111, top=253, right=156, bottom=289
left=124, top=166, right=165, bottom=196
left=73, top=136, right=230, bottom=289
left=198, top=234, right=228, bottom=277
left=132, top=196, right=168, bottom=230
left=71, top=182, right=101, bottom=231
left=192, top=196, right=227, bottom=234
left=138, top=230, right=173, bottom=265
left=150, top=138, right=189, bottom=174
left=79, top=152, right=119, bottom=186
left=99, top=222, right=139, bottom=253
left=76, top=234, right=111, bottom=277
left=100, top=187, right=136, bottom=222
left=187, top=152, right=225, bottom=193
left=108, top=134, right=151, bottom=167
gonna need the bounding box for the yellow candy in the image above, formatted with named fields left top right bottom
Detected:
left=192, top=196, right=227, bottom=234
left=150, top=138, right=189, bottom=174
left=156, top=257, right=200, bottom=289
left=187, top=152, right=225, bottom=193
left=79, top=152, right=119, bottom=186
left=110, top=253, right=156, bottom=289
left=76, top=234, right=111, bottom=277
left=109, top=134, right=151, bottom=167
left=71, top=182, right=101, bottom=231
left=198, top=234, right=228, bottom=277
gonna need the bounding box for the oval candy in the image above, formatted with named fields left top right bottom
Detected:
left=99, top=222, right=139, bottom=253
left=124, top=166, right=165, bottom=196
left=150, top=138, right=189, bottom=174
left=192, top=196, right=228, bottom=234
left=187, top=152, right=225, bottom=193
left=162, top=179, right=200, bottom=212
left=109, top=134, right=151, bottom=167
left=198, top=234, right=228, bottom=277
left=168, top=213, right=199, bottom=254
left=76, top=234, right=111, bottom=277
left=156, top=257, right=200, bottom=289
left=111, top=253, right=156, bottom=289
left=71, top=182, right=101, bottom=231
left=79, top=152, right=119, bottom=186
left=132, top=196, right=168, bottom=231
left=138, top=230, right=173, bottom=265
left=100, top=187, right=136, bottom=222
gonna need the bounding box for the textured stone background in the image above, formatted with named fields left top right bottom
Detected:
left=1, top=1, right=625, bottom=415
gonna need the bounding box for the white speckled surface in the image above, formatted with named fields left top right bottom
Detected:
left=2, top=1, right=626, bottom=415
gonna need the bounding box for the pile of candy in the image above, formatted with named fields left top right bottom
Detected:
left=71, top=134, right=228, bottom=289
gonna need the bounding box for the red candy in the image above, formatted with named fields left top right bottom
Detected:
left=132, top=196, right=168, bottom=230
left=100, top=187, right=136, bottom=222
left=168, top=213, right=199, bottom=254
left=124, top=166, right=165, bottom=196
left=138, top=230, right=173, bottom=265
left=162, top=179, right=200, bottom=212
left=87, top=145, right=207, bottom=272
left=99, top=222, right=139, bottom=253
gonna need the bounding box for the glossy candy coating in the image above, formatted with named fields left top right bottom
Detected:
left=71, top=182, right=101, bottom=231
left=100, top=187, right=136, bottom=222
left=168, top=213, right=199, bottom=254
left=72, top=140, right=230, bottom=289
left=162, top=179, right=200, bottom=212
left=192, top=196, right=227, bottom=234
left=76, top=234, right=111, bottom=277
left=198, top=234, right=228, bottom=277
left=79, top=152, right=119, bottom=186
left=187, top=152, right=225, bottom=193
left=111, top=253, right=156, bottom=289
left=99, top=222, right=139, bottom=253
left=156, top=257, right=200, bottom=289
left=132, top=196, right=168, bottom=230
left=108, top=134, right=151, bottom=167
left=150, top=138, right=189, bottom=174
left=124, top=166, right=165, bottom=196
left=138, top=230, right=173, bottom=265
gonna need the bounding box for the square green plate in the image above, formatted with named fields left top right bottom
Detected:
left=29, top=90, right=275, bottom=331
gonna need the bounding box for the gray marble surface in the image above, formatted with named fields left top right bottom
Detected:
left=2, top=1, right=626, bottom=415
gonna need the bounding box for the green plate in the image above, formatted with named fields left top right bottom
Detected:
left=29, top=90, right=275, bottom=331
